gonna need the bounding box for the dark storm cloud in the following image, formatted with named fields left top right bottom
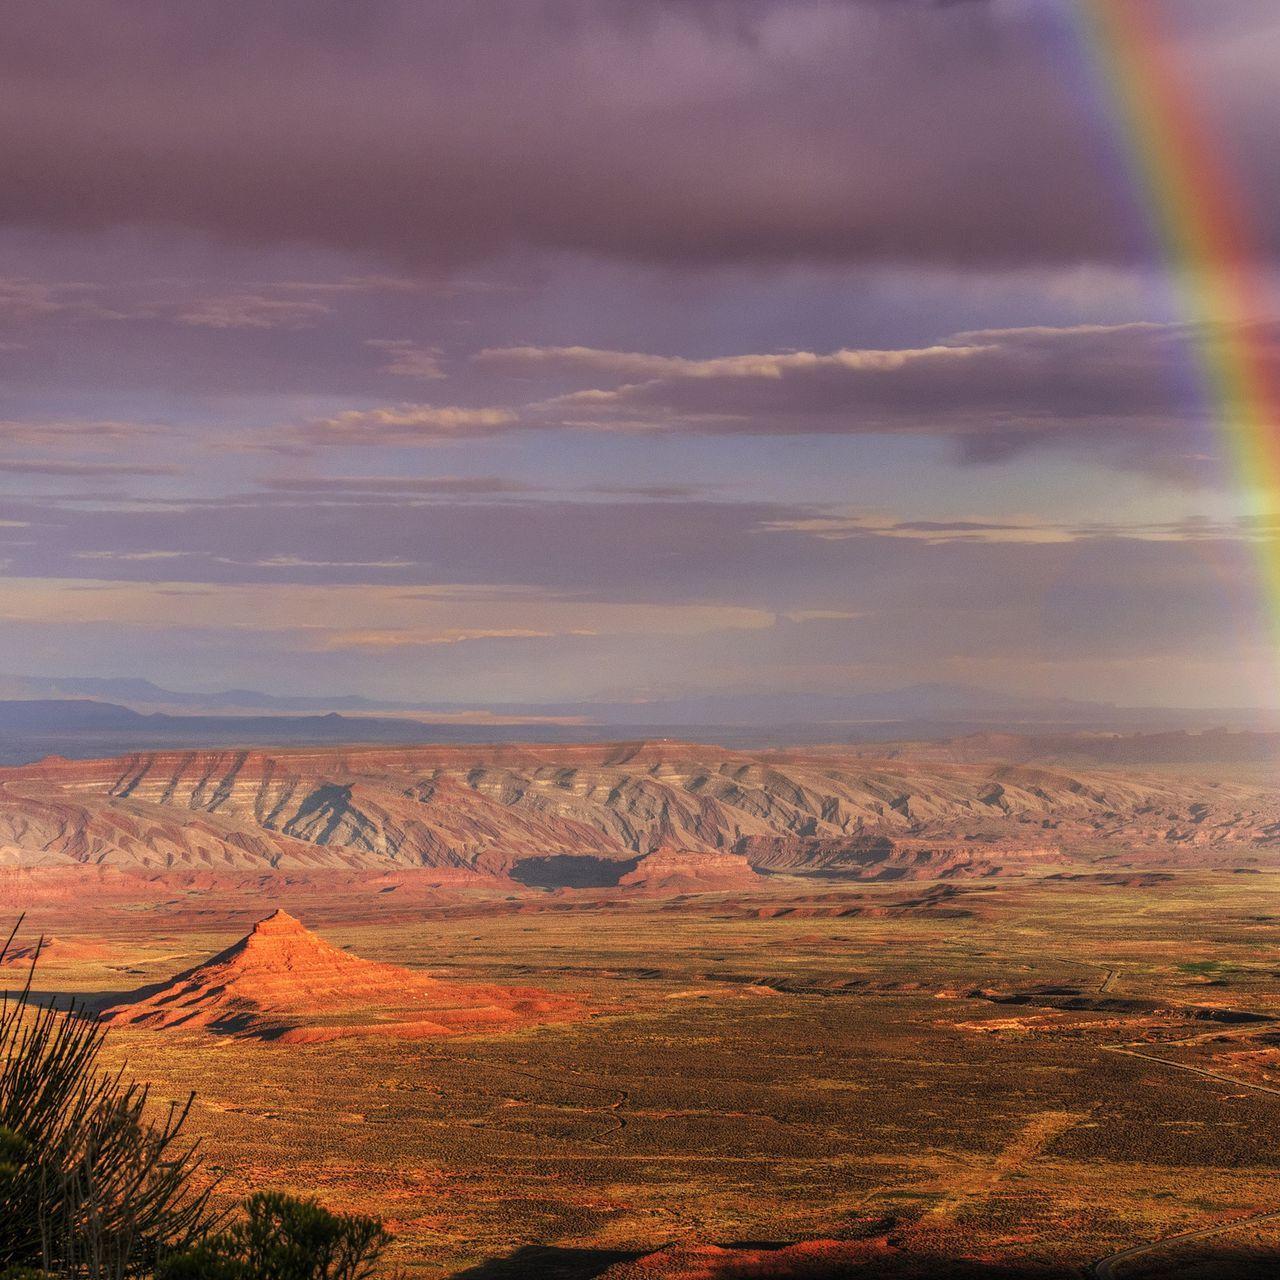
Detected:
left=0, top=1, right=1274, bottom=269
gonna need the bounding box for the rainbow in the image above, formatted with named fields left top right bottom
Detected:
left=1070, top=0, right=1280, bottom=690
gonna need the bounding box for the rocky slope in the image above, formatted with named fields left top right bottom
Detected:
left=1, top=743, right=1276, bottom=881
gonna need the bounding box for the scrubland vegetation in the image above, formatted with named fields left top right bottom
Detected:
left=0, top=922, right=393, bottom=1280
left=9, top=868, right=1280, bottom=1276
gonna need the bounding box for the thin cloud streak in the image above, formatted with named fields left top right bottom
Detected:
left=299, top=404, right=519, bottom=446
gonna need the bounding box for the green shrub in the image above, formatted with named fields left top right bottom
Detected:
left=0, top=1125, right=24, bottom=1179
left=157, top=1193, right=393, bottom=1280
left=0, top=919, right=215, bottom=1276
left=0, top=920, right=394, bottom=1279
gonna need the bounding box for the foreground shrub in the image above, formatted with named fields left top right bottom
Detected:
left=157, top=1193, right=393, bottom=1280
left=0, top=920, right=215, bottom=1276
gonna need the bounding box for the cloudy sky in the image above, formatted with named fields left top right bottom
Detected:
left=1, top=0, right=1278, bottom=708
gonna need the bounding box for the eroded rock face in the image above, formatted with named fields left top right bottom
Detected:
left=616, top=848, right=760, bottom=894
left=1, top=742, right=1275, bottom=879
left=100, top=909, right=581, bottom=1042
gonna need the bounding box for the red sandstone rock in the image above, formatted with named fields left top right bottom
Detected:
left=100, top=909, right=582, bottom=1042
left=617, top=848, right=760, bottom=894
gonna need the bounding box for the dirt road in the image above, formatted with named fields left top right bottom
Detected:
left=1089, top=1209, right=1280, bottom=1280
left=1089, top=1042, right=1280, bottom=1276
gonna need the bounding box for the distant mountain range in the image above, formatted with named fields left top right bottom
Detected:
left=0, top=672, right=1241, bottom=723
left=0, top=675, right=1276, bottom=766
left=0, top=675, right=418, bottom=715
left=0, top=700, right=453, bottom=766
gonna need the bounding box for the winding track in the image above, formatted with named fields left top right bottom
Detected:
left=1088, top=1042, right=1280, bottom=1277
left=1089, top=1209, right=1280, bottom=1280
left=1100, top=1044, right=1280, bottom=1101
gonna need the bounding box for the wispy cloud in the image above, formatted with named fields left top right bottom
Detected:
left=0, top=420, right=161, bottom=448
left=316, top=626, right=590, bottom=650
left=365, top=339, right=446, bottom=380
left=468, top=322, right=1273, bottom=478
left=502, top=323, right=1198, bottom=437
left=74, top=549, right=190, bottom=561
left=176, top=293, right=332, bottom=329
left=765, top=511, right=1280, bottom=546
left=0, top=577, right=775, bottom=645
left=299, top=404, right=519, bottom=446
left=263, top=475, right=539, bottom=497
left=214, top=555, right=419, bottom=570
left=0, top=458, right=181, bottom=477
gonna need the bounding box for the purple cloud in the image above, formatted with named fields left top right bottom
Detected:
left=491, top=324, right=1213, bottom=432
left=0, top=2, right=1273, bottom=270
left=473, top=322, right=1257, bottom=476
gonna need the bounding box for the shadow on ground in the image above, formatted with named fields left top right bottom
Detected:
left=8, top=987, right=135, bottom=1012
left=446, top=1246, right=646, bottom=1279
left=442, top=1243, right=1069, bottom=1279
left=508, top=854, right=639, bottom=889
left=443, top=1241, right=1280, bottom=1279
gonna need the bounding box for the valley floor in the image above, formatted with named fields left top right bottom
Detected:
left=12, top=870, right=1280, bottom=1277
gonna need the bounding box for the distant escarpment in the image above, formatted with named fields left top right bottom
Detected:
left=0, top=743, right=1276, bottom=884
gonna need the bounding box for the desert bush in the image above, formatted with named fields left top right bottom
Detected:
left=156, top=1192, right=393, bottom=1280
left=0, top=1125, right=23, bottom=1177
left=0, top=919, right=215, bottom=1277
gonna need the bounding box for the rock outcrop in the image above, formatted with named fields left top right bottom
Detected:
left=616, top=848, right=760, bottom=894
left=100, top=909, right=581, bottom=1042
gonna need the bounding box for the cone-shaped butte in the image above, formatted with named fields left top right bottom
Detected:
left=101, top=909, right=582, bottom=1043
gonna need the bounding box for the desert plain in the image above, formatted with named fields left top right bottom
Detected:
left=4, top=741, right=1280, bottom=1278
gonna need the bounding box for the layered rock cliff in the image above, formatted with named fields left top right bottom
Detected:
left=0, top=743, right=1274, bottom=880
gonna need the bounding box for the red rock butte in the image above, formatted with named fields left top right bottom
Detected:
left=100, top=909, right=582, bottom=1044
